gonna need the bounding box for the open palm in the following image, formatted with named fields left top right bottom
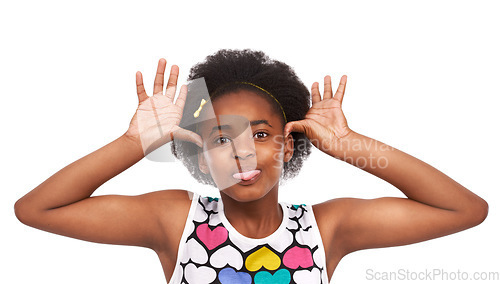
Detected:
left=126, top=59, right=202, bottom=156
left=284, top=75, right=352, bottom=153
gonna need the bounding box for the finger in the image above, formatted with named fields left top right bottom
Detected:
left=175, top=84, right=187, bottom=110
left=173, top=127, right=203, bottom=148
left=311, top=82, right=321, bottom=104
left=165, top=65, right=179, bottom=101
left=323, top=75, right=333, bottom=99
left=284, top=120, right=308, bottom=137
left=333, top=75, right=347, bottom=105
left=136, top=71, right=148, bottom=103
left=153, top=58, right=167, bottom=95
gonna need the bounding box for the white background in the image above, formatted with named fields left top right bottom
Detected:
left=1, top=0, right=498, bottom=283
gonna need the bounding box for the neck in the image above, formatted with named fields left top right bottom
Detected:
left=220, top=186, right=283, bottom=239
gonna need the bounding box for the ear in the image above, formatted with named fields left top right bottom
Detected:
left=198, top=147, right=210, bottom=174
left=284, top=132, right=294, bottom=163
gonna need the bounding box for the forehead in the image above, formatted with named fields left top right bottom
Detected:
left=198, top=90, right=282, bottom=136
left=212, top=90, right=275, bottom=114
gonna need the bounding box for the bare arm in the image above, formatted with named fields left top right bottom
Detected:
left=285, top=75, right=488, bottom=258
left=14, top=134, right=178, bottom=249
left=315, top=130, right=488, bottom=256
left=15, top=133, right=143, bottom=213
left=14, top=59, right=200, bottom=251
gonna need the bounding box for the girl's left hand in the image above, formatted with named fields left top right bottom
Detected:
left=284, top=75, right=353, bottom=153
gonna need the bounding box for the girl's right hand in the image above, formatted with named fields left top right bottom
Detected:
left=125, top=58, right=203, bottom=156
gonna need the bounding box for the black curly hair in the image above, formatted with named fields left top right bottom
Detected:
left=171, top=48, right=312, bottom=188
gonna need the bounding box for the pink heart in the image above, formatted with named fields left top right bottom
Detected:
left=283, top=246, right=313, bottom=269
left=196, top=223, right=228, bottom=250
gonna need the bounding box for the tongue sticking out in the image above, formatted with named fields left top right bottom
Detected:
left=233, top=170, right=261, bottom=181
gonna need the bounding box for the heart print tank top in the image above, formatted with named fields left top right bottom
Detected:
left=168, top=192, right=329, bottom=284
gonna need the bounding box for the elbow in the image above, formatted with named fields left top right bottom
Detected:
left=14, top=198, right=35, bottom=226
left=466, top=197, right=489, bottom=227
left=477, top=198, right=489, bottom=224
left=14, top=199, right=27, bottom=224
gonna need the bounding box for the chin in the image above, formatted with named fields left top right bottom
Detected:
left=221, top=186, right=269, bottom=203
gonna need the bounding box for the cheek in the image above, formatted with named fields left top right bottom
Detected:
left=203, top=150, right=232, bottom=190
left=271, top=152, right=284, bottom=171
left=266, top=141, right=285, bottom=171
left=203, top=147, right=242, bottom=179
left=204, top=149, right=227, bottom=173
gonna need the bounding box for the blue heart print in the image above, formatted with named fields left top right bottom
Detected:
left=207, top=197, right=219, bottom=202
left=218, top=267, right=251, bottom=284
left=254, top=269, right=291, bottom=284
left=292, top=204, right=306, bottom=210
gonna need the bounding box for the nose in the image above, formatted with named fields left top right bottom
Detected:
left=232, top=133, right=256, bottom=160
left=234, top=149, right=255, bottom=160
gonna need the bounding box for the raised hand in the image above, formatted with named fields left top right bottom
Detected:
left=125, top=59, right=202, bottom=156
left=283, top=75, right=352, bottom=154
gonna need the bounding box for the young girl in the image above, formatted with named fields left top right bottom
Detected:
left=14, top=49, right=488, bottom=284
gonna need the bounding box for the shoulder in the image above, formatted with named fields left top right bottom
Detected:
left=312, top=197, right=362, bottom=222
left=311, top=198, right=365, bottom=257
left=141, top=188, right=193, bottom=200
left=144, top=189, right=199, bottom=218
left=141, top=189, right=196, bottom=215
left=140, top=189, right=198, bottom=252
left=312, top=197, right=364, bottom=218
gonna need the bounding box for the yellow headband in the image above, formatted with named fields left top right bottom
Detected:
left=193, top=81, right=287, bottom=123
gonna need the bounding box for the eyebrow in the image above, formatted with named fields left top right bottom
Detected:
left=208, top=119, right=273, bottom=137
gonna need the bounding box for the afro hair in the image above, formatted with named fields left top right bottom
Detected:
left=171, top=48, right=312, bottom=188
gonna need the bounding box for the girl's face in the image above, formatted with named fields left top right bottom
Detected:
left=197, top=90, right=294, bottom=202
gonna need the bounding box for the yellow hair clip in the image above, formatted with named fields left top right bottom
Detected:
left=193, top=98, right=207, bottom=118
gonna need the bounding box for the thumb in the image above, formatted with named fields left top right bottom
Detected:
left=284, top=120, right=309, bottom=137
left=172, top=127, right=203, bottom=148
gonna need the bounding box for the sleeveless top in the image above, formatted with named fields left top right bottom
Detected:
left=168, top=192, right=329, bottom=284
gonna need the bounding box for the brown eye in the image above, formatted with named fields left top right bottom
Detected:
left=254, top=132, right=269, bottom=139
left=214, top=136, right=231, bottom=145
